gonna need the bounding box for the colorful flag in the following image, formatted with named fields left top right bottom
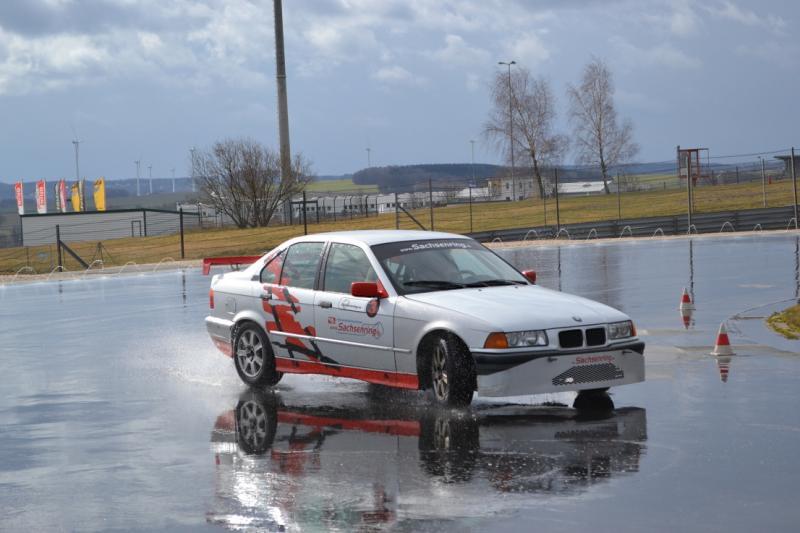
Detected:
left=14, top=181, right=24, bottom=215
left=36, top=180, right=47, bottom=214
left=71, top=182, right=82, bottom=212
left=93, top=177, right=106, bottom=211
left=58, top=180, right=68, bottom=213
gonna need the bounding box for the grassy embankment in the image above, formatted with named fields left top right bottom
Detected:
left=767, top=305, right=800, bottom=340
left=0, top=178, right=796, bottom=274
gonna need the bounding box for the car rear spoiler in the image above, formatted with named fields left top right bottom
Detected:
left=202, top=255, right=262, bottom=275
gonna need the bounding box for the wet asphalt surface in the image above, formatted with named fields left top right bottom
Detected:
left=1, top=233, right=799, bottom=532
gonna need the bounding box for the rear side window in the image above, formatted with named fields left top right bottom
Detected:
left=279, top=242, right=324, bottom=289
left=323, top=243, right=377, bottom=293
left=259, top=251, right=284, bottom=284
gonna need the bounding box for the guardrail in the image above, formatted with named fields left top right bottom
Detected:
left=467, top=205, right=799, bottom=243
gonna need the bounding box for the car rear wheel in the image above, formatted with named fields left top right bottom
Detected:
left=233, top=322, right=282, bottom=388
left=429, top=334, right=474, bottom=407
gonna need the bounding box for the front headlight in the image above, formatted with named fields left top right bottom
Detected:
left=608, top=320, right=635, bottom=340
left=484, top=330, right=548, bottom=348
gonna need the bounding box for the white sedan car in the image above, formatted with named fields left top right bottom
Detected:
left=205, top=230, right=645, bottom=407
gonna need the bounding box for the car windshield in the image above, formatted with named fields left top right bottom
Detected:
left=371, top=239, right=528, bottom=295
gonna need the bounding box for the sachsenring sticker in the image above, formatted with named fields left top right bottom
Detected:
left=328, top=317, right=384, bottom=338
left=574, top=355, right=615, bottom=365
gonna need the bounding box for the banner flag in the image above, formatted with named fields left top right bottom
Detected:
left=59, top=180, right=68, bottom=213
left=14, top=181, right=24, bottom=215
left=54, top=182, right=61, bottom=212
left=71, top=182, right=82, bottom=212
left=36, top=180, right=47, bottom=214
left=93, top=177, right=106, bottom=211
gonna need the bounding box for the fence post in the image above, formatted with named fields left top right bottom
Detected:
left=554, top=167, right=561, bottom=232
left=56, top=224, right=63, bottom=270
left=761, top=158, right=767, bottom=208
left=142, top=210, right=148, bottom=237
left=617, top=173, right=622, bottom=220
left=179, top=208, right=185, bottom=259
left=792, top=147, right=798, bottom=230
left=468, top=186, right=473, bottom=233
left=395, top=192, right=399, bottom=229
left=302, top=190, right=308, bottom=236
left=428, top=179, right=434, bottom=231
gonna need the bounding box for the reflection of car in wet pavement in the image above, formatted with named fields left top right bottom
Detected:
left=208, top=389, right=647, bottom=530
left=206, top=230, right=645, bottom=407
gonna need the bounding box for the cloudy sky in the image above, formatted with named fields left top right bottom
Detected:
left=0, top=0, right=796, bottom=182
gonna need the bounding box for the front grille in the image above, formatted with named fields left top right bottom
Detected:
left=586, top=327, right=606, bottom=346
left=559, top=329, right=584, bottom=348
left=552, top=363, right=624, bottom=386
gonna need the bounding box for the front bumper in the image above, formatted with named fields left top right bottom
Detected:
left=474, top=340, right=645, bottom=397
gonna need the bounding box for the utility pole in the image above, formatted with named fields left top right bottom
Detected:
left=617, top=173, right=622, bottom=220
left=135, top=160, right=141, bottom=196
left=468, top=185, right=473, bottom=233
left=148, top=165, right=153, bottom=195
left=366, top=147, right=371, bottom=168
left=470, top=140, right=476, bottom=186
left=274, top=0, right=292, bottom=186
left=554, top=167, right=560, bottom=232
left=171, top=168, right=176, bottom=193
left=498, top=60, right=516, bottom=201
left=189, top=147, right=197, bottom=193
left=760, top=157, right=766, bottom=208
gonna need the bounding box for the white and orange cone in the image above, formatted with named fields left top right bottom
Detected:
left=711, top=322, right=735, bottom=356
left=716, top=355, right=732, bottom=383
left=679, top=287, right=694, bottom=311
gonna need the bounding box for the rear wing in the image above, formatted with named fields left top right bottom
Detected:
left=202, top=255, right=262, bottom=275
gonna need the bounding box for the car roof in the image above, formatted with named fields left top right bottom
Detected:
left=287, top=230, right=472, bottom=247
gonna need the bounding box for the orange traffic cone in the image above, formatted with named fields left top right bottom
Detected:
left=679, top=287, right=694, bottom=311
left=711, top=322, right=735, bottom=356
left=716, top=355, right=731, bottom=383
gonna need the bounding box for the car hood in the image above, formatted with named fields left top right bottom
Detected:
left=403, top=284, right=629, bottom=331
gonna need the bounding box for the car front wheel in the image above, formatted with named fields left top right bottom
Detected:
left=429, top=334, right=474, bottom=407
left=233, top=322, right=282, bottom=388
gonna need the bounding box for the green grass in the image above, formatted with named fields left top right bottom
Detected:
left=306, top=178, right=378, bottom=193
left=1, top=178, right=797, bottom=274
left=767, top=305, right=800, bottom=340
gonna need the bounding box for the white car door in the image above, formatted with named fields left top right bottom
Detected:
left=313, top=242, right=396, bottom=371
left=259, top=241, right=329, bottom=364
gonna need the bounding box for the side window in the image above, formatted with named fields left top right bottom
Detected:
left=323, top=243, right=377, bottom=294
left=259, top=251, right=284, bottom=284
left=280, top=242, right=324, bottom=289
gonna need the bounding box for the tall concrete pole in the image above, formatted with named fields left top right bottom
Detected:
left=135, top=160, right=141, bottom=196
left=189, top=147, right=196, bottom=193
left=760, top=157, right=766, bottom=208
left=274, top=0, right=292, bottom=185
left=72, top=140, right=81, bottom=184
left=148, top=165, right=153, bottom=195
left=792, top=147, right=798, bottom=230
left=499, top=61, right=516, bottom=201
left=470, top=140, right=475, bottom=186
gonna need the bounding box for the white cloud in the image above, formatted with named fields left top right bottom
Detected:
left=506, top=33, right=551, bottom=67
left=611, top=37, right=701, bottom=70
left=371, top=65, right=426, bottom=87
left=431, top=34, right=490, bottom=67
left=707, top=1, right=786, bottom=34
left=669, top=1, right=700, bottom=36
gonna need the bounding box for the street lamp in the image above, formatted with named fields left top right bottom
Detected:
left=498, top=60, right=516, bottom=200
left=189, top=147, right=197, bottom=193
left=134, top=160, right=141, bottom=196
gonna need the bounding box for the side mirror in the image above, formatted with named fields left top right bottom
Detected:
left=351, top=282, right=380, bottom=298
left=522, top=270, right=537, bottom=284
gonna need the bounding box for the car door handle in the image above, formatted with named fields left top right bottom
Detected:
left=261, top=293, right=272, bottom=301
left=320, top=301, right=332, bottom=308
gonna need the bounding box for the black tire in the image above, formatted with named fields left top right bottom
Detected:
left=419, top=412, right=479, bottom=482
left=234, top=389, right=278, bottom=455
left=233, top=322, right=283, bottom=388
left=428, top=334, right=475, bottom=407
left=573, top=388, right=615, bottom=412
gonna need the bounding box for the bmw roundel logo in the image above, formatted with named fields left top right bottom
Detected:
left=572, top=316, right=583, bottom=322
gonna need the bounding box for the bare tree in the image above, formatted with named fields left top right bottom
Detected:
left=193, top=138, right=313, bottom=228
left=484, top=67, right=567, bottom=198
left=567, top=58, right=639, bottom=194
